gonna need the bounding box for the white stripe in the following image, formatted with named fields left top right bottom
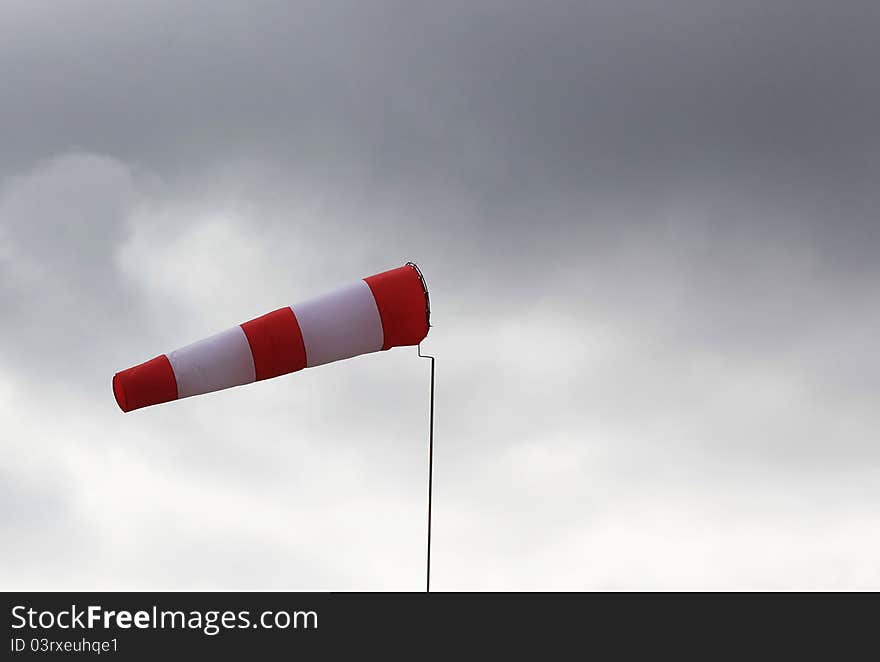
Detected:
left=292, top=280, right=384, bottom=368
left=167, top=325, right=256, bottom=399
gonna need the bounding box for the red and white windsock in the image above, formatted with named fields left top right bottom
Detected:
left=113, top=263, right=430, bottom=412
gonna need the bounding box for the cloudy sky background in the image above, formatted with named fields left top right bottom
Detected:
left=2, top=1, right=879, bottom=590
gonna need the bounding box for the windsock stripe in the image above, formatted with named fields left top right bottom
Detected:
left=112, top=354, right=178, bottom=413
left=291, top=280, right=384, bottom=368
left=166, top=325, right=256, bottom=399
left=240, top=306, right=307, bottom=381
left=364, top=264, right=429, bottom=350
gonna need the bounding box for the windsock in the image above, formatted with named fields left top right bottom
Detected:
left=113, top=263, right=430, bottom=412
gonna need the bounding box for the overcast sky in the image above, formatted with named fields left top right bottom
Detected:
left=2, top=1, right=879, bottom=590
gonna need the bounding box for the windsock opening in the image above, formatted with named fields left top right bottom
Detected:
left=364, top=263, right=430, bottom=350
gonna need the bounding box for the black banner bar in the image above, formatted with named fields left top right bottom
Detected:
left=2, top=591, right=867, bottom=657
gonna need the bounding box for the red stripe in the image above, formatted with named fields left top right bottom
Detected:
left=364, top=265, right=429, bottom=350
left=112, top=354, right=178, bottom=412
left=240, top=306, right=307, bottom=381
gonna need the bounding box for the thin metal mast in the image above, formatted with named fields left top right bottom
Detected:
left=408, top=261, right=434, bottom=593
left=418, top=344, right=435, bottom=592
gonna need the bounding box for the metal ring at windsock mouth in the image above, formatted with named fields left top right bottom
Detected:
left=406, top=261, right=431, bottom=329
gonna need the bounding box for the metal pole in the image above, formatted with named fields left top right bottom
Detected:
left=419, top=344, right=435, bottom=592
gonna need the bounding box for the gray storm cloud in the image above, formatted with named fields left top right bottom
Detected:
left=1, top=1, right=879, bottom=589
